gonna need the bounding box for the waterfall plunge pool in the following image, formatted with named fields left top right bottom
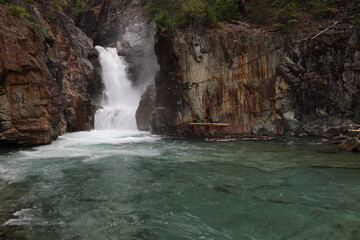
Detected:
left=0, top=130, right=359, bottom=240
left=1, top=46, right=359, bottom=239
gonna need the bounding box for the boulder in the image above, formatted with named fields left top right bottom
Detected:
left=338, top=134, right=360, bottom=152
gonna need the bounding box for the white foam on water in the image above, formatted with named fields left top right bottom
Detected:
left=0, top=46, right=159, bottom=184
left=94, top=46, right=140, bottom=131
left=3, top=208, right=49, bottom=226
left=0, top=131, right=160, bottom=184
left=18, top=131, right=160, bottom=159
left=94, top=107, right=138, bottom=130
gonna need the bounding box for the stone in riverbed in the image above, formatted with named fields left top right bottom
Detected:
left=338, top=134, right=360, bottom=152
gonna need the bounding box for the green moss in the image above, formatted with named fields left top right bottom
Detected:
left=349, top=3, right=360, bottom=25
left=5, top=3, right=45, bottom=37
left=27, top=21, right=44, bottom=35
left=271, top=0, right=299, bottom=25
left=46, top=0, right=64, bottom=21
left=64, top=0, right=87, bottom=18
left=272, top=23, right=285, bottom=29
left=6, top=4, right=29, bottom=19
left=44, top=0, right=87, bottom=21
left=287, top=18, right=299, bottom=24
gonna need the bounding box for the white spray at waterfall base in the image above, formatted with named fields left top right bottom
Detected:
left=94, top=46, right=140, bottom=130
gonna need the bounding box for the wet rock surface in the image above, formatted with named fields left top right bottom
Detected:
left=136, top=82, right=156, bottom=130
left=147, top=24, right=360, bottom=137
left=77, top=0, right=159, bottom=89
left=1, top=0, right=357, bottom=143
left=150, top=28, right=287, bottom=136
left=0, top=4, right=100, bottom=145
left=338, top=134, right=360, bottom=152
left=278, top=25, right=360, bottom=138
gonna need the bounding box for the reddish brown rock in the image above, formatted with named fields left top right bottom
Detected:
left=0, top=4, right=100, bottom=145
left=338, top=134, right=360, bottom=152
left=146, top=24, right=360, bottom=137
left=150, top=28, right=285, bottom=136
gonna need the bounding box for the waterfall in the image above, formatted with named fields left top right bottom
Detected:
left=94, top=46, right=140, bottom=130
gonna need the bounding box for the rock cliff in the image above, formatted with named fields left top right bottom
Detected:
left=146, top=23, right=360, bottom=137
left=277, top=25, right=360, bottom=137
left=77, top=0, right=158, bottom=90
left=2, top=0, right=357, bottom=145
left=76, top=0, right=159, bottom=130
left=0, top=3, right=100, bottom=145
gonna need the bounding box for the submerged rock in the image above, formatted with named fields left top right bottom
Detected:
left=338, top=134, right=360, bottom=152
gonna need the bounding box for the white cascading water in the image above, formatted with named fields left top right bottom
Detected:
left=94, top=46, right=140, bottom=130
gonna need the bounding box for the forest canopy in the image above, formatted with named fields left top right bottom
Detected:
left=143, top=0, right=360, bottom=32
left=1, top=0, right=359, bottom=32
left=143, top=0, right=242, bottom=31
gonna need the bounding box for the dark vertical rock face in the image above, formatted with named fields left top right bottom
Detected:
left=151, top=28, right=285, bottom=136
left=77, top=0, right=158, bottom=88
left=75, top=0, right=129, bottom=46
left=135, top=82, right=156, bottom=130
left=277, top=26, right=360, bottom=137
left=0, top=5, right=100, bottom=145
left=150, top=34, right=183, bottom=134
left=148, top=25, right=360, bottom=137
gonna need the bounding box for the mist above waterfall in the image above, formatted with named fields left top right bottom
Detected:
left=116, top=21, right=159, bottom=96
left=94, top=46, right=140, bottom=130
left=135, top=48, right=159, bottom=95
left=133, top=22, right=159, bottom=95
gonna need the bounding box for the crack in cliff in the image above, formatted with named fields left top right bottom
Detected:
left=237, top=45, right=283, bottom=68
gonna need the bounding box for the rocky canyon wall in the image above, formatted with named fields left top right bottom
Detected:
left=76, top=0, right=159, bottom=131
left=146, top=23, right=360, bottom=137
left=2, top=0, right=357, bottom=144
left=277, top=25, right=360, bottom=137
left=0, top=3, right=100, bottom=145
left=77, top=0, right=158, bottom=90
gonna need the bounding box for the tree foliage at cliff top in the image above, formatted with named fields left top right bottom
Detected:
left=144, top=0, right=359, bottom=32
left=144, top=0, right=241, bottom=31
left=247, top=0, right=359, bottom=26
left=1, top=0, right=87, bottom=19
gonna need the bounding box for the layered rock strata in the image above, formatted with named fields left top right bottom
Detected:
left=0, top=4, right=100, bottom=145
left=145, top=24, right=360, bottom=137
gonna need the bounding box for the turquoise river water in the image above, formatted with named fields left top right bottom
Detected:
left=0, top=130, right=359, bottom=240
